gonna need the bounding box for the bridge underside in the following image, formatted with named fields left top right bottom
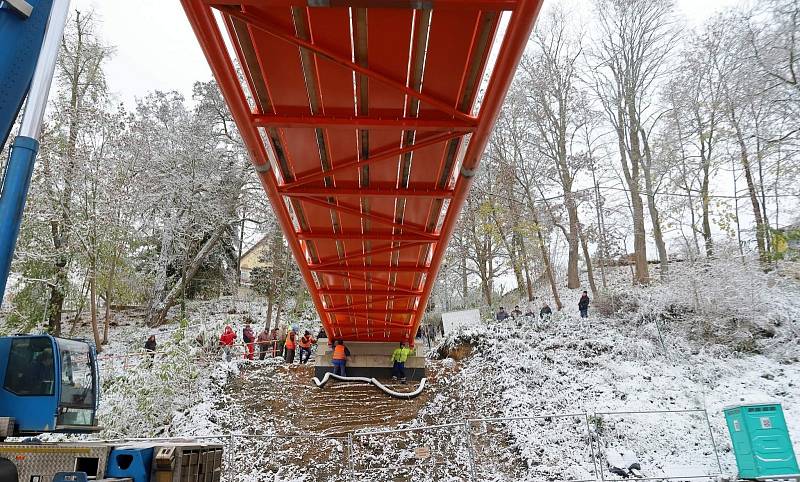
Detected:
left=182, top=0, right=543, bottom=343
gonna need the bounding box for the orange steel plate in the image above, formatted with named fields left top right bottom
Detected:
left=182, top=0, right=544, bottom=343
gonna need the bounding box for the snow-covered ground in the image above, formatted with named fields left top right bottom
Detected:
left=83, top=259, right=800, bottom=481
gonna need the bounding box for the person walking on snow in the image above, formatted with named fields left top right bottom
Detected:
left=256, top=328, right=271, bottom=360
left=331, top=339, right=350, bottom=376
left=144, top=335, right=157, bottom=367
left=298, top=331, right=316, bottom=364
left=243, top=323, right=256, bottom=360
left=219, top=325, right=237, bottom=361
left=391, top=341, right=414, bottom=384
left=578, top=291, right=590, bottom=318
left=284, top=329, right=297, bottom=363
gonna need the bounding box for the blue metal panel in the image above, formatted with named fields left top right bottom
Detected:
left=0, top=136, right=39, bottom=299
left=0, top=335, right=59, bottom=434
left=107, top=447, right=155, bottom=482
left=0, top=0, right=54, bottom=150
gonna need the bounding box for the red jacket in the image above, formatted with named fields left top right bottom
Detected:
left=219, top=326, right=237, bottom=346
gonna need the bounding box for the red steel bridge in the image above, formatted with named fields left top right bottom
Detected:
left=182, top=0, right=543, bottom=343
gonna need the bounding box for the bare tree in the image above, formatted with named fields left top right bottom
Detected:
left=522, top=6, right=587, bottom=289
left=591, top=0, right=678, bottom=282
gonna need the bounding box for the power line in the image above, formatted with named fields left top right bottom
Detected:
left=472, top=183, right=797, bottom=206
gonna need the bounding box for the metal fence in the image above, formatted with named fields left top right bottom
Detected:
left=132, top=408, right=722, bottom=482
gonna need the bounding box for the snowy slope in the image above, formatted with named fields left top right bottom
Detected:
left=87, top=259, right=800, bottom=481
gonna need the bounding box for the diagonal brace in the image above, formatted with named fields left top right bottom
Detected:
left=217, top=5, right=476, bottom=123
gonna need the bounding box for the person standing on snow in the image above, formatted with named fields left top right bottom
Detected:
left=242, top=323, right=256, bottom=360
left=144, top=335, right=157, bottom=367
left=277, top=324, right=287, bottom=358
left=284, top=329, right=297, bottom=363
left=540, top=303, right=552, bottom=319
left=331, top=339, right=350, bottom=377
left=269, top=327, right=280, bottom=357
left=219, top=325, right=237, bottom=361
left=578, top=291, right=590, bottom=318
left=496, top=307, right=509, bottom=321
left=256, top=328, right=271, bottom=360
left=511, top=305, right=523, bottom=318
left=390, top=341, right=414, bottom=384
left=298, top=331, right=316, bottom=364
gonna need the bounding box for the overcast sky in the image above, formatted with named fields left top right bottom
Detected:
left=72, top=0, right=741, bottom=106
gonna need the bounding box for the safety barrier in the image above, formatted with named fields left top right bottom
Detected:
left=112, top=408, right=722, bottom=482
left=97, top=339, right=301, bottom=374
left=594, top=409, right=723, bottom=482
left=468, top=413, right=599, bottom=482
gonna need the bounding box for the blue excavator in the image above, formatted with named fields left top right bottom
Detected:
left=1, top=5, right=223, bottom=481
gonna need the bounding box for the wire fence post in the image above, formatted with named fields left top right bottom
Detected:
left=702, top=409, right=724, bottom=475
left=463, top=420, right=478, bottom=482
left=347, top=432, right=355, bottom=482
left=596, top=414, right=606, bottom=482
left=227, top=433, right=236, bottom=482
left=584, top=413, right=600, bottom=482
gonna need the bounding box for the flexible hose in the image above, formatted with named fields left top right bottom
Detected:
left=312, top=372, right=427, bottom=400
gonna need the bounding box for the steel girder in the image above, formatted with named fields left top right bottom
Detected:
left=181, top=0, right=543, bottom=343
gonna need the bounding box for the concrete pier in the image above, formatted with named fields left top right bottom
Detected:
left=314, top=341, right=426, bottom=381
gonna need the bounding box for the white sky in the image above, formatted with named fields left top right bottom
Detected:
left=66, top=0, right=747, bottom=255
left=72, top=0, right=741, bottom=106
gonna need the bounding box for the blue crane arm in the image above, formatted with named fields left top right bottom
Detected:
left=0, top=0, right=54, bottom=151
left=0, top=0, right=56, bottom=303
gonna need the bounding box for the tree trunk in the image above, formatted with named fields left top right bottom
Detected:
left=579, top=225, right=598, bottom=297
left=67, top=268, right=91, bottom=337
left=273, top=298, right=284, bottom=331
left=590, top=160, right=608, bottom=289
left=150, top=224, right=227, bottom=326
left=47, top=263, right=67, bottom=335
left=640, top=132, right=668, bottom=277
left=237, top=210, right=246, bottom=287
left=531, top=207, right=562, bottom=310
left=489, top=209, right=525, bottom=296
left=460, top=247, right=468, bottom=307
left=701, top=172, right=713, bottom=257
left=564, top=194, right=581, bottom=289
left=265, top=297, right=274, bottom=332
left=102, top=249, right=119, bottom=345
left=518, top=235, right=535, bottom=301
left=88, top=261, right=103, bottom=352
left=732, top=126, right=767, bottom=261
left=615, top=104, right=649, bottom=284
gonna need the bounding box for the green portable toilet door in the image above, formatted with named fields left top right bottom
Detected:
left=728, top=410, right=757, bottom=477
left=746, top=407, right=800, bottom=477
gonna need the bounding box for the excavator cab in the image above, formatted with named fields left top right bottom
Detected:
left=0, top=335, right=99, bottom=436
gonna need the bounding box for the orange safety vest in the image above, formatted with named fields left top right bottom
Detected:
left=332, top=344, right=347, bottom=360
left=299, top=336, right=313, bottom=349
left=285, top=333, right=296, bottom=350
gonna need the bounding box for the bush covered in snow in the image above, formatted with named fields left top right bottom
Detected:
left=97, top=320, right=231, bottom=438
left=590, top=255, right=800, bottom=359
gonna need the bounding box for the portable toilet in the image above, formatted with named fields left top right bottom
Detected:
left=724, top=402, right=799, bottom=480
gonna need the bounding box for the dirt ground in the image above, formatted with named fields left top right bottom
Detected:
left=221, top=359, right=439, bottom=436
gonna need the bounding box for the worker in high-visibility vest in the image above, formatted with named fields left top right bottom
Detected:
left=390, top=341, right=414, bottom=384
left=284, top=329, right=297, bottom=363
left=298, top=331, right=316, bottom=364
left=331, top=339, right=350, bottom=376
